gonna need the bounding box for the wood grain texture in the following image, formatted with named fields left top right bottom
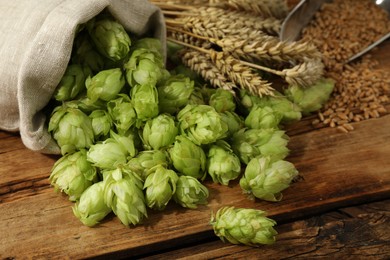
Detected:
left=1, top=112, right=389, bottom=259
left=143, top=200, right=390, bottom=260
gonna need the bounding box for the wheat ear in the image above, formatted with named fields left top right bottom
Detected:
left=210, top=35, right=322, bottom=63
left=209, top=50, right=274, bottom=96
left=208, top=0, right=289, bottom=19
left=180, top=49, right=237, bottom=91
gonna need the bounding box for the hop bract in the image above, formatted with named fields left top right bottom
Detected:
left=177, top=104, right=228, bottom=146
left=245, top=105, right=282, bottom=129
left=89, top=109, right=113, bottom=139
left=72, top=181, right=112, bottom=227
left=207, top=140, right=242, bottom=186
left=209, top=88, right=236, bottom=113
left=127, top=150, right=170, bottom=180
left=86, top=68, right=125, bottom=102
left=107, top=94, right=136, bottom=134
left=231, top=128, right=289, bottom=164
left=240, top=156, right=299, bottom=201
left=87, top=18, right=131, bottom=61
left=211, top=206, right=277, bottom=246
left=157, top=74, right=194, bottom=114
left=54, top=64, right=91, bottom=101
left=219, top=111, right=244, bottom=138
left=50, top=149, right=97, bottom=201
left=173, top=175, right=209, bottom=209
left=87, top=131, right=137, bottom=169
left=103, top=167, right=147, bottom=226
left=48, top=104, right=95, bottom=155
left=169, top=136, right=206, bottom=180
left=142, top=114, right=178, bottom=150
left=130, top=83, right=159, bottom=121
left=124, top=48, right=166, bottom=87
left=144, top=165, right=179, bottom=211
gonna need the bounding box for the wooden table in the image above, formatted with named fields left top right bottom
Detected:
left=1, top=36, right=390, bottom=260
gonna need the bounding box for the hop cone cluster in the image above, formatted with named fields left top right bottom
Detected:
left=44, top=8, right=336, bottom=249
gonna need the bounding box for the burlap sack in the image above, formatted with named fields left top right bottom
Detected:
left=0, top=0, right=166, bottom=154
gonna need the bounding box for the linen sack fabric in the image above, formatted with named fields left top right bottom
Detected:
left=0, top=0, right=166, bottom=154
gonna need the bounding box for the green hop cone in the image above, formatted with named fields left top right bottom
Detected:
left=285, top=78, right=335, bottom=115
left=72, top=181, right=112, bottom=227
left=144, top=165, right=179, bottom=210
left=103, top=166, right=147, bottom=226
left=238, top=89, right=263, bottom=113
left=89, top=109, right=113, bottom=139
left=169, top=135, right=207, bottom=180
left=219, top=111, right=244, bottom=138
left=244, top=105, right=282, bottom=129
left=54, top=64, right=91, bottom=101
left=87, top=131, right=137, bottom=169
left=187, top=86, right=206, bottom=105
left=207, top=140, right=242, bottom=186
left=85, top=68, right=125, bottom=102
left=72, top=33, right=105, bottom=72
left=208, top=89, right=236, bottom=113
left=264, top=92, right=302, bottom=124
left=107, top=94, right=137, bottom=134
left=124, top=48, right=166, bottom=87
left=211, top=206, right=278, bottom=246
left=73, top=96, right=108, bottom=113
left=50, top=149, right=97, bottom=201
left=142, top=114, right=178, bottom=150
left=231, top=128, right=289, bottom=164
left=48, top=104, right=95, bottom=155
left=173, top=175, right=209, bottom=209
left=240, top=156, right=299, bottom=201
left=87, top=18, right=131, bottom=61
left=239, top=90, right=302, bottom=124
left=132, top=38, right=164, bottom=57
left=157, top=74, right=194, bottom=114
left=127, top=150, right=170, bottom=180
left=130, top=83, right=159, bottom=122
left=177, top=104, right=228, bottom=146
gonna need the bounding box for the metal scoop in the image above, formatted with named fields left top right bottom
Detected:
left=280, top=0, right=390, bottom=63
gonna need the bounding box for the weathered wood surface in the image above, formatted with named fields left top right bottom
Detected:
left=142, top=199, right=390, bottom=260
left=1, top=110, right=390, bottom=259
left=1, top=15, right=390, bottom=260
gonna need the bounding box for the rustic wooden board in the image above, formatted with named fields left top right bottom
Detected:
left=1, top=111, right=390, bottom=259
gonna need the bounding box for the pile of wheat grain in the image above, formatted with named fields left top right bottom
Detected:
left=301, top=0, right=390, bottom=132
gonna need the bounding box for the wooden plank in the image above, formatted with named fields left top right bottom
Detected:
left=1, top=112, right=390, bottom=259
left=143, top=200, right=390, bottom=259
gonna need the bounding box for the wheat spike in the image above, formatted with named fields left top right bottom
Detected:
left=210, top=35, right=322, bottom=63
left=282, top=58, right=325, bottom=87
left=208, top=0, right=289, bottom=19
left=209, top=50, right=274, bottom=96
left=180, top=49, right=237, bottom=91
left=197, top=7, right=282, bottom=35
left=168, top=30, right=210, bottom=48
